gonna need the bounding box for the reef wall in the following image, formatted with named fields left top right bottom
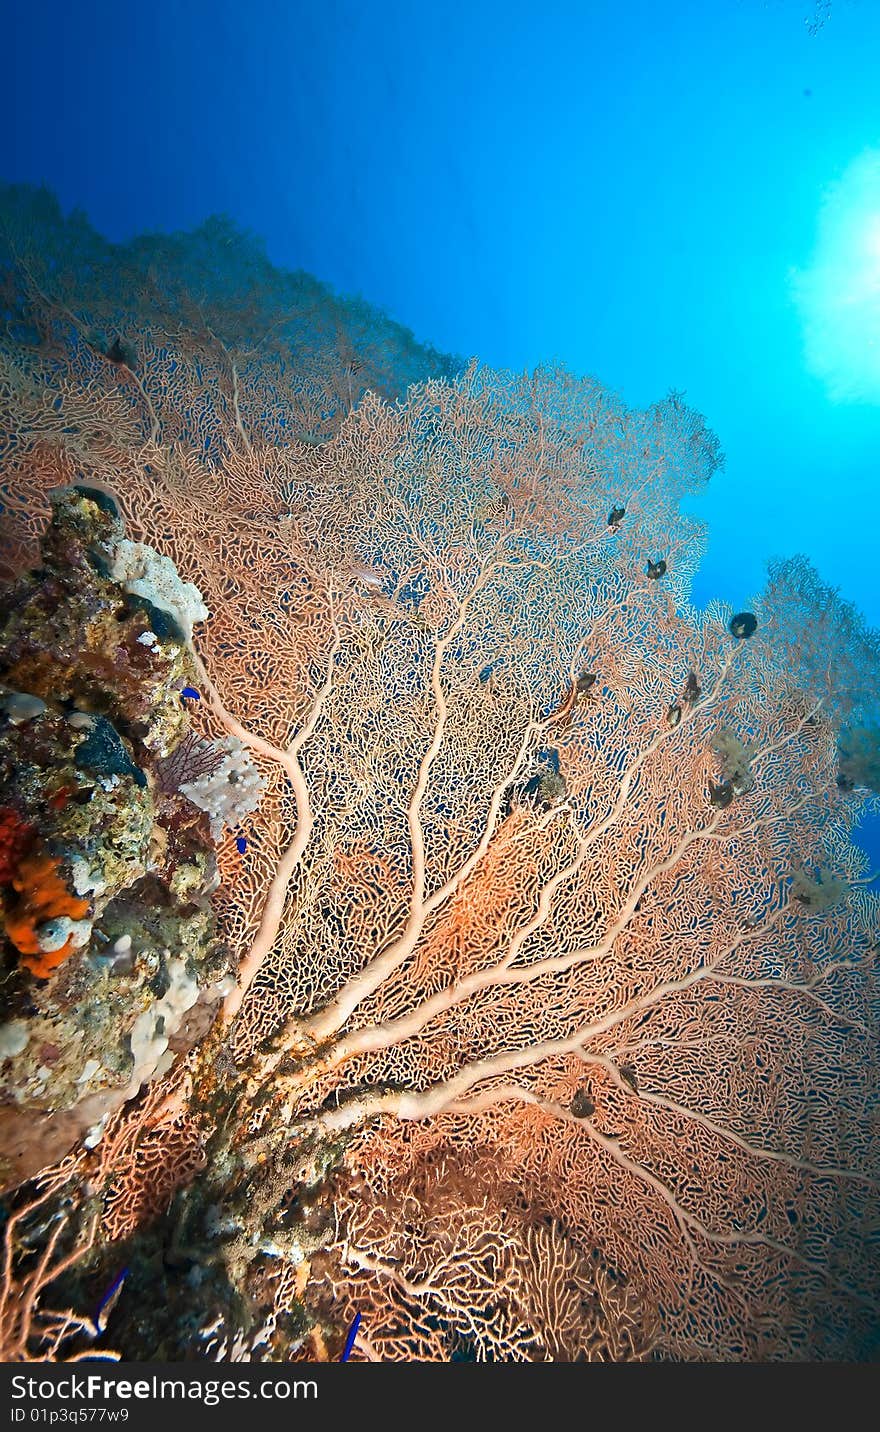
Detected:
left=0, top=186, right=878, bottom=1363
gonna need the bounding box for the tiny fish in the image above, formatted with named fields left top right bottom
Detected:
left=728, top=611, right=757, bottom=640
left=683, top=671, right=701, bottom=705
left=180, top=686, right=200, bottom=701
left=236, top=835, right=248, bottom=855
left=708, top=780, right=735, bottom=810
left=341, top=1310, right=362, bottom=1362
left=349, top=562, right=385, bottom=592
left=95, top=1267, right=128, bottom=1334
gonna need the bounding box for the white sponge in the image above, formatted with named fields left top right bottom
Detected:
left=111, top=539, right=209, bottom=642
left=180, top=737, right=266, bottom=840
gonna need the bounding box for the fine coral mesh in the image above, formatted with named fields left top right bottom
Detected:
left=1, top=189, right=879, bottom=1363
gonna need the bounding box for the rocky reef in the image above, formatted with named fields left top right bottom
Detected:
left=0, top=486, right=248, bottom=1190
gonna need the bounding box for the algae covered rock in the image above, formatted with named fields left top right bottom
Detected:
left=0, top=484, right=198, bottom=758
left=0, top=485, right=234, bottom=1191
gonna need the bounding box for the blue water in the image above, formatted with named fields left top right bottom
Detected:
left=4, top=0, right=876, bottom=871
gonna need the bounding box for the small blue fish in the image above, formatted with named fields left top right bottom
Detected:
left=236, top=835, right=248, bottom=854
left=341, top=1310, right=361, bottom=1362
left=95, top=1267, right=128, bottom=1334
left=180, top=686, right=200, bottom=702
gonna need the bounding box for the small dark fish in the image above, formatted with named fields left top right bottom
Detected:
left=607, top=505, right=625, bottom=529
left=570, top=1087, right=595, bottom=1119
left=619, top=1063, right=639, bottom=1093
left=341, top=1310, right=362, bottom=1362
left=105, top=337, right=137, bottom=369
left=95, top=1267, right=128, bottom=1333
left=646, top=559, right=667, bottom=580
left=236, top=835, right=248, bottom=855
left=708, top=780, right=735, bottom=810
left=729, top=611, right=757, bottom=640
left=666, top=702, right=682, bottom=727
left=683, top=671, right=701, bottom=705
left=180, top=686, right=201, bottom=702
left=576, top=671, right=597, bottom=695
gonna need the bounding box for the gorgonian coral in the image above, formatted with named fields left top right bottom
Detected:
left=0, top=189, right=878, bottom=1364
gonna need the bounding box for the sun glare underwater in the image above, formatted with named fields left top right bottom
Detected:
left=793, top=147, right=880, bottom=404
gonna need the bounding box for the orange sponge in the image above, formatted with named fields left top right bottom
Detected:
left=3, top=850, right=91, bottom=978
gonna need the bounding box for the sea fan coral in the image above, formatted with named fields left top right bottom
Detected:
left=155, top=730, right=225, bottom=795
left=0, top=190, right=878, bottom=1364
